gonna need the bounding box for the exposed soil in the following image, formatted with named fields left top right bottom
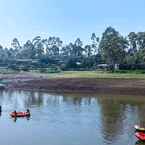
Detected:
left=5, top=75, right=145, bottom=95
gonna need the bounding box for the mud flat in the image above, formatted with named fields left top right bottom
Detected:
left=7, top=77, right=145, bottom=95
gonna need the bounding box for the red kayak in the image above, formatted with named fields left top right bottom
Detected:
left=135, top=132, right=145, bottom=141
left=10, top=112, right=30, bottom=118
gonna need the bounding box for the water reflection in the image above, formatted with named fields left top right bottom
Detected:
left=98, top=95, right=145, bottom=145
left=135, top=140, right=145, bottom=145
left=0, top=90, right=52, bottom=109
left=97, top=96, right=126, bottom=143
left=0, top=90, right=97, bottom=110
left=0, top=90, right=145, bottom=145
left=12, top=116, right=31, bottom=122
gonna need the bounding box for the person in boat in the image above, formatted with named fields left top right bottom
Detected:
left=26, top=109, right=30, bottom=116
left=11, top=110, right=17, bottom=118
left=26, top=109, right=30, bottom=113
left=14, top=110, right=17, bottom=116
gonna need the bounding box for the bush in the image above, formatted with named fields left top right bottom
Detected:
left=39, top=67, right=61, bottom=73
left=112, top=69, right=145, bottom=74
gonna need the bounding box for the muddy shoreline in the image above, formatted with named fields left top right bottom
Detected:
left=5, top=77, right=145, bottom=95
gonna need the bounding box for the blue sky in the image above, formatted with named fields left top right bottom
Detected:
left=0, top=0, right=145, bottom=47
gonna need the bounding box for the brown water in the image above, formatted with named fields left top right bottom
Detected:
left=0, top=90, right=144, bottom=145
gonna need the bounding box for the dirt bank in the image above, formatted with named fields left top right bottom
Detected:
left=7, top=77, right=145, bottom=95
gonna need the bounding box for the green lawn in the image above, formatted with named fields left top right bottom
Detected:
left=1, top=69, right=145, bottom=79
left=34, top=71, right=145, bottom=79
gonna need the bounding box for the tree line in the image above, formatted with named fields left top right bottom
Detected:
left=1, top=26, right=145, bottom=71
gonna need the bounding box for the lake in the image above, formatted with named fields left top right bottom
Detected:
left=0, top=90, right=144, bottom=145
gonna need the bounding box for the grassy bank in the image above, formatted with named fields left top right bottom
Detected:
left=1, top=69, right=145, bottom=79
left=31, top=70, right=145, bottom=79
left=1, top=70, right=145, bottom=95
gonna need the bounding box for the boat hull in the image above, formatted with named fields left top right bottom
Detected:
left=135, top=132, right=145, bottom=141
left=10, top=112, right=30, bottom=118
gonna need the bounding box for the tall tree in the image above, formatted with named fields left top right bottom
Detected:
left=32, top=36, right=44, bottom=58
left=91, top=33, right=99, bottom=54
left=47, top=37, right=63, bottom=57
left=84, top=45, right=92, bottom=57
left=126, top=32, right=138, bottom=65
left=136, top=32, right=145, bottom=63
left=128, top=32, right=137, bottom=54
left=32, top=36, right=41, bottom=46
left=61, top=43, right=72, bottom=57
left=0, top=45, right=4, bottom=61
left=7, top=48, right=16, bottom=59
left=11, top=38, right=21, bottom=50
left=22, top=40, right=35, bottom=59
left=73, top=38, right=84, bottom=57
left=137, top=32, right=145, bottom=50
left=11, top=38, right=22, bottom=57
left=99, top=27, right=128, bottom=69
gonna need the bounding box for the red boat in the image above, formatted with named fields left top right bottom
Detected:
left=10, top=112, right=30, bottom=118
left=135, top=132, right=145, bottom=141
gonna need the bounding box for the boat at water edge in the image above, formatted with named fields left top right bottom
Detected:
left=135, top=132, right=145, bottom=141
left=135, top=125, right=145, bottom=132
left=10, top=111, right=30, bottom=118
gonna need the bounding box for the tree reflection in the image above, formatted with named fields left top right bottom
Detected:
left=29, top=92, right=43, bottom=107
left=12, top=116, right=30, bottom=122
left=0, top=90, right=46, bottom=109
left=62, top=94, right=93, bottom=106
left=97, top=95, right=145, bottom=144
left=0, top=91, right=94, bottom=109
left=136, top=105, right=145, bottom=126
left=97, top=96, right=126, bottom=142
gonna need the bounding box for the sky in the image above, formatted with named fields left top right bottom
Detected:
left=0, top=0, right=145, bottom=47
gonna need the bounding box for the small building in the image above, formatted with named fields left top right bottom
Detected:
left=96, top=64, right=109, bottom=69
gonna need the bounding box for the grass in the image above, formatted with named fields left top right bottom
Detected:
left=32, top=70, right=145, bottom=79
left=0, top=68, right=19, bottom=74
left=1, top=68, right=145, bottom=79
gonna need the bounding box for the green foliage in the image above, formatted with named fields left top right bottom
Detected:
left=39, top=67, right=61, bottom=73
left=1, top=27, right=145, bottom=71
left=99, top=27, right=128, bottom=69
left=112, top=69, right=145, bottom=74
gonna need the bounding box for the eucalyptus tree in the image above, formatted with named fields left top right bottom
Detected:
left=32, top=36, right=41, bottom=46
left=7, top=48, right=16, bottom=59
left=22, top=40, right=35, bottom=59
left=11, top=38, right=21, bottom=50
left=99, top=27, right=128, bottom=70
left=136, top=32, right=145, bottom=50
left=0, top=45, right=4, bottom=61
left=126, top=32, right=138, bottom=65
left=61, top=45, right=72, bottom=58
left=136, top=32, right=145, bottom=63
left=84, top=45, right=92, bottom=57
left=41, top=39, right=49, bottom=56
left=32, top=36, right=44, bottom=58
left=11, top=38, right=22, bottom=58
left=47, top=37, right=63, bottom=57
left=73, top=38, right=84, bottom=57
left=0, top=46, right=12, bottom=63
left=128, top=32, right=138, bottom=53
left=91, top=33, right=99, bottom=55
